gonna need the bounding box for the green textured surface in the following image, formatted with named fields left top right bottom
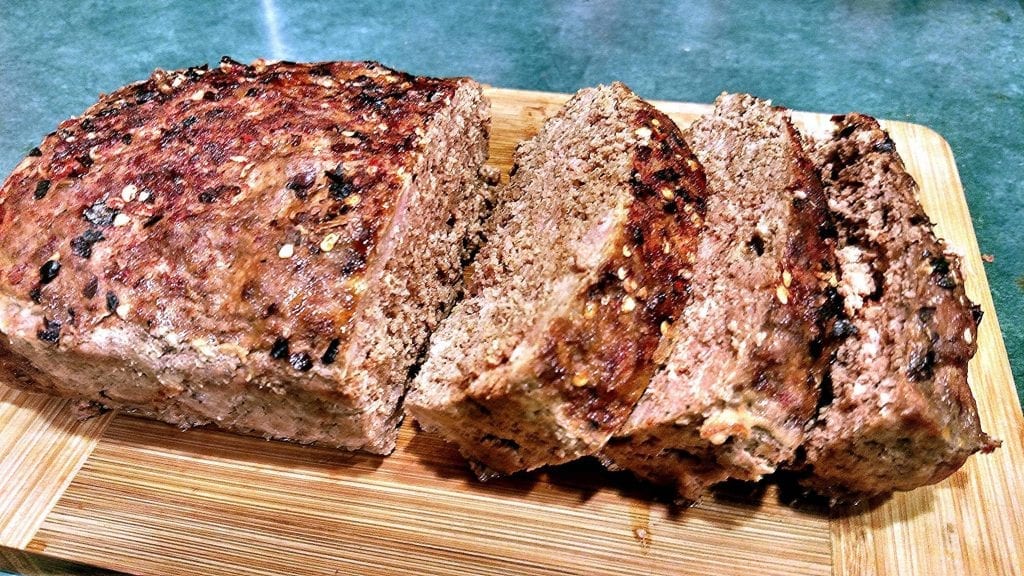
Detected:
left=0, top=0, right=1020, bottom=408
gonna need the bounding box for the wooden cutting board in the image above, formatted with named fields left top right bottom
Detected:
left=1, top=88, right=1021, bottom=576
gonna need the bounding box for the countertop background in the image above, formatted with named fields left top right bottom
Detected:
left=0, top=3, right=1020, bottom=394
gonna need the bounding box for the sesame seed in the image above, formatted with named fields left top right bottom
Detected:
left=320, top=233, right=339, bottom=252
left=782, top=270, right=793, bottom=287
left=344, top=194, right=362, bottom=207
left=660, top=321, right=671, bottom=335
left=229, top=155, right=248, bottom=163
left=660, top=188, right=675, bottom=200
left=617, top=267, right=628, bottom=280
left=115, top=303, right=130, bottom=319
left=794, top=190, right=808, bottom=200
left=278, top=243, right=294, bottom=259
left=686, top=158, right=700, bottom=172
left=190, top=89, right=206, bottom=101
left=651, top=118, right=661, bottom=127
left=572, top=373, right=590, bottom=387
left=622, top=245, right=633, bottom=257
left=964, top=328, right=974, bottom=344
left=634, top=127, right=652, bottom=140
left=621, top=296, right=637, bottom=313
left=113, top=213, right=131, bottom=227
left=776, top=285, right=790, bottom=305
left=121, top=184, right=138, bottom=202
left=583, top=302, right=597, bottom=319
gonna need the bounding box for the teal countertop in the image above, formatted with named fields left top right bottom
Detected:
left=0, top=0, right=1020, bottom=405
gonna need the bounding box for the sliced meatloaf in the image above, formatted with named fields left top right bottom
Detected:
left=801, top=113, right=998, bottom=496
left=407, top=83, right=707, bottom=476
left=602, top=93, right=838, bottom=500
left=0, top=58, right=491, bottom=454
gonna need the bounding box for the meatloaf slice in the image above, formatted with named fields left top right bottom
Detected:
left=0, top=58, right=491, bottom=454
left=602, top=93, right=838, bottom=500
left=801, top=113, right=998, bottom=496
left=407, top=83, right=707, bottom=476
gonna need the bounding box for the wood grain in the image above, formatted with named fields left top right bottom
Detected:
left=0, top=88, right=1021, bottom=576
left=0, top=388, right=112, bottom=549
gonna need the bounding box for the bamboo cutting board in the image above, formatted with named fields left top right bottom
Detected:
left=1, top=88, right=1021, bottom=576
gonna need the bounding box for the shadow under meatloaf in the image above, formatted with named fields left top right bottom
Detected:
left=0, top=58, right=491, bottom=454
left=407, top=82, right=707, bottom=477
left=602, top=93, right=838, bottom=500
left=800, top=113, right=998, bottom=497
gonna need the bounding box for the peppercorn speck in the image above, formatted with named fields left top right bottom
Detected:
left=34, top=180, right=51, bottom=200
left=83, top=202, right=118, bottom=227
left=40, top=260, right=61, bottom=284
left=37, top=318, right=61, bottom=343
left=83, top=276, right=99, bottom=299
left=70, top=228, right=105, bottom=258
left=322, top=338, right=341, bottom=365
left=106, top=292, right=119, bottom=313
left=28, top=147, right=42, bottom=157
left=270, top=336, right=290, bottom=359
left=290, top=352, right=313, bottom=372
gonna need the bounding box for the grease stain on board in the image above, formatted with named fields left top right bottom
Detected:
left=629, top=499, right=653, bottom=552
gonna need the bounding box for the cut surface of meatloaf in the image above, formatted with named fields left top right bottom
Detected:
left=602, top=93, right=838, bottom=500
left=801, top=113, right=997, bottom=496
left=407, top=82, right=707, bottom=476
left=0, top=58, right=491, bottom=454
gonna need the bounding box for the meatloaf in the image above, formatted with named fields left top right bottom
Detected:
left=602, top=93, right=838, bottom=500
left=406, top=83, right=707, bottom=476
left=0, top=58, right=491, bottom=454
left=801, top=113, right=998, bottom=496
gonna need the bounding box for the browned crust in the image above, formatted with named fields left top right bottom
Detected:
left=603, top=94, right=838, bottom=500
left=801, top=113, right=997, bottom=497
left=408, top=84, right=707, bottom=475
left=0, top=58, right=488, bottom=453
left=536, top=103, right=706, bottom=435
left=0, top=58, right=460, bottom=358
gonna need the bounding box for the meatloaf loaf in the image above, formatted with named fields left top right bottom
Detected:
left=602, top=93, right=838, bottom=500
left=801, top=113, right=998, bottom=496
left=407, top=83, right=707, bottom=476
left=0, top=58, right=491, bottom=454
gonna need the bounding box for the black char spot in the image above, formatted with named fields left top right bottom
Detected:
left=971, top=304, right=984, bottom=326
left=106, top=292, right=119, bottom=313
left=748, top=234, right=766, bottom=256
left=832, top=318, right=859, bottom=339
left=907, top=348, right=936, bottom=382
